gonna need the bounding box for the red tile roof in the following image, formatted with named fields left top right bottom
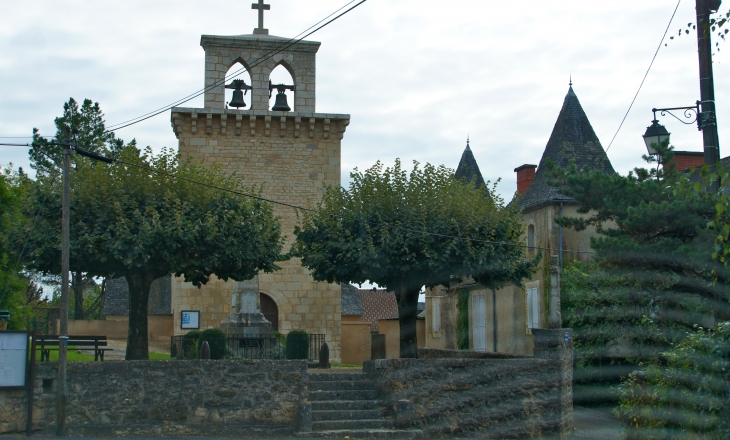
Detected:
left=359, top=289, right=399, bottom=332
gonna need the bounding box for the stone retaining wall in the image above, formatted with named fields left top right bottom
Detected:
left=363, top=329, right=573, bottom=439
left=0, top=360, right=307, bottom=436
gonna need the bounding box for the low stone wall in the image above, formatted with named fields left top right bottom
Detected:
left=1, top=359, right=307, bottom=436
left=363, top=329, right=573, bottom=439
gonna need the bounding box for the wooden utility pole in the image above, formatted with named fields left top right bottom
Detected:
left=696, top=0, right=722, bottom=182
left=56, top=129, right=72, bottom=436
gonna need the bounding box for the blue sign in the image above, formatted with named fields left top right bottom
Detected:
left=564, top=331, right=570, bottom=343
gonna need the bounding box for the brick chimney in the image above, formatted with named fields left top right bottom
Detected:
left=514, top=164, right=537, bottom=195
left=670, top=151, right=705, bottom=173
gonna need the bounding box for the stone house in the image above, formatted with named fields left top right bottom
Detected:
left=426, top=85, right=616, bottom=355
left=101, top=276, right=174, bottom=342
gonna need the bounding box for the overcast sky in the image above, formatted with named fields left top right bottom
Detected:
left=1, top=0, right=728, bottom=202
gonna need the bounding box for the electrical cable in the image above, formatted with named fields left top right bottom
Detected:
left=112, top=157, right=595, bottom=256
left=605, top=0, right=682, bottom=152
left=104, top=0, right=367, bottom=133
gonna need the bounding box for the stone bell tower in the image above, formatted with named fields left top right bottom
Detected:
left=169, top=1, right=350, bottom=361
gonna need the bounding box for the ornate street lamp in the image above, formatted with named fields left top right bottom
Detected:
left=642, top=118, right=670, bottom=155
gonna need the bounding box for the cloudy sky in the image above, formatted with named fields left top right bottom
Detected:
left=0, top=0, right=728, bottom=201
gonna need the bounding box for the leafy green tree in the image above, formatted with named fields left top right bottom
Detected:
left=554, top=142, right=730, bottom=404
left=29, top=98, right=133, bottom=319
left=17, top=145, right=284, bottom=359
left=292, top=159, right=536, bottom=358
left=0, top=167, right=30, bottom=329
left=30, top=98, right=126, bottom=177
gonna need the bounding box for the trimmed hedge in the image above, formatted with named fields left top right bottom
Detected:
left=286, top=330, right=309, bottom=360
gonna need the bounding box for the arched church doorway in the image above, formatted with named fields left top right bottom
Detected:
left=260, top=293, right=279, bottom=331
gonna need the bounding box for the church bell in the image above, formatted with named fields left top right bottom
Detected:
left=225, top=79, right=252, bottom=109
left=269, top=81, right=295, bottom=112
left=229, top=89, right=247, bottom=108
left=271, top=91, right=291, bottom=112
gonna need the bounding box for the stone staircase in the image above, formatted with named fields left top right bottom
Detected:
left=307, top=372, right=422, bottom=438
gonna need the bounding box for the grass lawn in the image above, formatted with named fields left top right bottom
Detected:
left=36, top=347, right=171, bottom=362
left=330, top=362, right=360, bottom=368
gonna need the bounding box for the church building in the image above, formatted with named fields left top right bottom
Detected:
left=167, top=4, right=350, bottom=361
left=425, top=85, right=615, bottom=356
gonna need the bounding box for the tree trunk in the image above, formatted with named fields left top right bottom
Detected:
left=72, top=271, right=85, bottom=320
left=396, top=286, right=420, bottom=358
left=125, top=271, right=155, bottom=360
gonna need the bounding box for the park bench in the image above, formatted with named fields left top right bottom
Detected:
left=37, top=335, right=112, bottom=362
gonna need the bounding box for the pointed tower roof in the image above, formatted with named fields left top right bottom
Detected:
left=455, top=138, right=486, bottom=188
left=514, top=86, right=615, bottom=212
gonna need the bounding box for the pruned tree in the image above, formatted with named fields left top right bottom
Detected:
left=18, top=145, right=284, bottom=359
left=293, top=159, right=536, bottom=358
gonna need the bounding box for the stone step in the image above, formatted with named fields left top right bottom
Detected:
left=312, top=418, right=391, bottom=431
left=312, top=409, right=385, bottom=421
left=311, top=400, right=381, bottom=411
left=307, top=372, right=366, bottom=381
left=303, top=428, right=424, bottom=438
left=309, top=390, right=378, bottom=401
left=309, top=380, right=376, bottom=391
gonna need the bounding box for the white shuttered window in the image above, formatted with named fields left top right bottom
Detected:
left=526, top=288, right=540, bottom=329
left=473, top=295, right=487, bottom=351
left=432, top=299, right=441, bottom=332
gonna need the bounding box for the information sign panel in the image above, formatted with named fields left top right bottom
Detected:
left=0, top=332, right=28, bottom=388
left=181, top=311, right=200, bottom=329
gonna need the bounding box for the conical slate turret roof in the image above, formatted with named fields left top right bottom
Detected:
left=514, top=86, right=615, bottom=212
left=455, top=139, right=486, bottom=188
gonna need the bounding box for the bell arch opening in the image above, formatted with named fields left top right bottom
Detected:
left=268, top=63, right=296, bottom=111
left=260, top=292, right=279, bottom=331
left=224, top=61, right=253, bottom=110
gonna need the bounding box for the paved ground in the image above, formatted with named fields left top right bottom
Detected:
left=3, top=407, right=625, bottom=439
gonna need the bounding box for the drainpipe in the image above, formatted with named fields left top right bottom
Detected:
left=558, top=203, right=564, bottom=268
left=492, top=289, right=497, bottom=352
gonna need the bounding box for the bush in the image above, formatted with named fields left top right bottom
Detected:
left=615, top=321, right=730, bottom=439
left=183, top=330, right=202, bottom=359
left=286, top=330, right=309, bottom=360
left=200, top=328, right=227, bottom=360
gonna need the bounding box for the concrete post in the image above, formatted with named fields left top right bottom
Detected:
left=533, top=329, right=573, bottom=439
left=549, top=255, right=562, bottom=329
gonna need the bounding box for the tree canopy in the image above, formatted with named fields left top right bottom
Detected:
left=18, top=144, right=284, bottom=359
left=293, top=159, right=536, bottom=358
left=554, top=142, right=730, bottom=409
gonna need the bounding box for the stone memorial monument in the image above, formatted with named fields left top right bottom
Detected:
left=221, top=276, right=274, bottom=337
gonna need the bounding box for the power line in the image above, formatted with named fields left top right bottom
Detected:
left=112, top=157, right=594, bottom=256
left=605, top=0, right=682, bottom=153
left=104, top=0, right=368, bottom=133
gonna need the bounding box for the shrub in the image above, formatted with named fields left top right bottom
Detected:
left=615, top=321, right=730, bottom=439
left=200, top=328, right=227, bottom=360
left=286, top=330, right=309, bottom=360
left=183, top=330, right=202, bottom=359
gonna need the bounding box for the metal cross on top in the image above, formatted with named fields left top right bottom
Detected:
left=252, top=0, right=271, bottom=35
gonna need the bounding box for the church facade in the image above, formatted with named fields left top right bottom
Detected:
left=168, top=13, right=350, bottom=360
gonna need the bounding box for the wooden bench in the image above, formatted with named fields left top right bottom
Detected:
left=37, top=335, right=113, bottom=362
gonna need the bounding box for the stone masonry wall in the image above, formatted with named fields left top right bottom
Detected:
left=363, top=330, right=574, bottom=439
left=0, top=360, right=307, bottom=436
left=171, top=108, right=349, bottom=362
left=200, top=35, right=320, bottom=112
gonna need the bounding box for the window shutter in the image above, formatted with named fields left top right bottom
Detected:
left=526, top=288, right=540, bottom=329
left=473, top=295, right=486, bottom=351
left=432, top=300, right=441, bottom=332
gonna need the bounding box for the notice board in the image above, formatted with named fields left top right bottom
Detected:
left=0, top=332, right=28, bottom=388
